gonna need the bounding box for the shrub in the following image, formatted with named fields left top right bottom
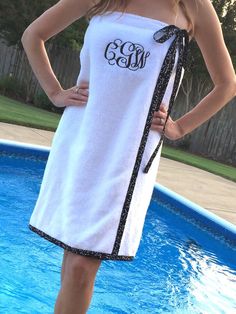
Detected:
left=0, top=75, right=27, bottom=100
left=33, top=91, right=64, bottom=114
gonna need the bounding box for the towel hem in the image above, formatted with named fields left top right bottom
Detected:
left=29, top=224, right=134, bottom=261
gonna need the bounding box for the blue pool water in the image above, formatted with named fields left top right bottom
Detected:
left=0, top=148, right=236, bottom=314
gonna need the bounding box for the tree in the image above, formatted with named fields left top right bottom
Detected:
left=180, top=0, right=236, bottom=109
left=0, top=0, right=88, bottom=49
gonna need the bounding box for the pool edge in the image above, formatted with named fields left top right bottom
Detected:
left=153, top=183, right=236, bottom=243
left=0, top=139, right=50, bottom=157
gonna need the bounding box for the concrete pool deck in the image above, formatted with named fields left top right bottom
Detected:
left=1, top=121, right=236, bottom=225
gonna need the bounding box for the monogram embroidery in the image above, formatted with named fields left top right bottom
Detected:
left=104, top=39, right=151, bottom=71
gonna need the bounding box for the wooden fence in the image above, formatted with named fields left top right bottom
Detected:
left=0, top=40, right=235, bottom=165
left=166, top=89, right=236, bottom=166
left=0, top=40, right=81, bottom=101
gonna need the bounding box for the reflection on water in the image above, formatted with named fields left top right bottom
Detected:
left=179, top=239, right=236, bottom=314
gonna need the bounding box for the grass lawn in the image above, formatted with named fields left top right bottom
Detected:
left=0, top=95, right=60, bottom=131
left=1, top=94, right=236, bottom=182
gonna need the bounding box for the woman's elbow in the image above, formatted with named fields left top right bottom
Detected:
left=21, top=24, right=43, bottom=48
left=215, top=79, right=236, bottom=99
left=21, top=26, right=33, bottom=47
left=226, top=79, right=236, bottom=98
left=232, top=79, right=236, bottom=98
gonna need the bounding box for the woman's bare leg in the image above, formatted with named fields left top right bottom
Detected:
left=60, top=249, right=68, bottom=285
left=54, top=250, right=102, bottom=314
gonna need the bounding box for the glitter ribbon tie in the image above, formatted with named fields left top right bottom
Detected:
left=143, top=25, right=190, bottom=173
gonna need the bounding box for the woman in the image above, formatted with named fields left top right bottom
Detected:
left=21, top=0, right=236, bottom=313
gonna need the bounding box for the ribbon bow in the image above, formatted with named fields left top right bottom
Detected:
left=143, top=25, right=190, bottom=173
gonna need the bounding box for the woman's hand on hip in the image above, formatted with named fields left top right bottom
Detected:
left=150, top=104, right=184, bottom=140
left=49, top=82, right=89, bottom=108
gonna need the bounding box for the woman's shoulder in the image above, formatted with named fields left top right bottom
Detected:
left=181, top=0, right=217, bottom=34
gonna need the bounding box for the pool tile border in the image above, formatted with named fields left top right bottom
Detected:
left=153, top=183, right=236, bottom=246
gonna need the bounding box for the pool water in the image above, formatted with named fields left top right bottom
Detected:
left=0, top=152, right=236, bottom=314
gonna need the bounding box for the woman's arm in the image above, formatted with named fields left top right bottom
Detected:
left=21, top=0, right=92, bottom=107
left=176, top=0, right=236, bottom=137
left=152, top=0, right=236, bottom=139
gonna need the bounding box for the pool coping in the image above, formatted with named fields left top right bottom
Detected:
left=0, top=139, right=50, bottom=157
left=1, top=139, right=236, bottom=244
left=152, top=184, right=236, bottom=244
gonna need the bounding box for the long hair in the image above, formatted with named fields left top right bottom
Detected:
left=86, top=0, right=195, bottom=38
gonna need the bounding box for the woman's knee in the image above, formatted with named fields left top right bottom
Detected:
left=65, top=252, right=102, bottom=284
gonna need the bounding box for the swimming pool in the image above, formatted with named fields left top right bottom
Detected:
left=1, top=140, right=236, bottom=314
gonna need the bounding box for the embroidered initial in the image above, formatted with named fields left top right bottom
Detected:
left=104, top=39, right=151, bottom=71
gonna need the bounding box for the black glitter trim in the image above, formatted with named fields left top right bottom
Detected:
left=143, top=25, right=189, bottom=173
left=112, top=25, right=190, bottom=256
left=29, top=224, right=134, bottom=261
